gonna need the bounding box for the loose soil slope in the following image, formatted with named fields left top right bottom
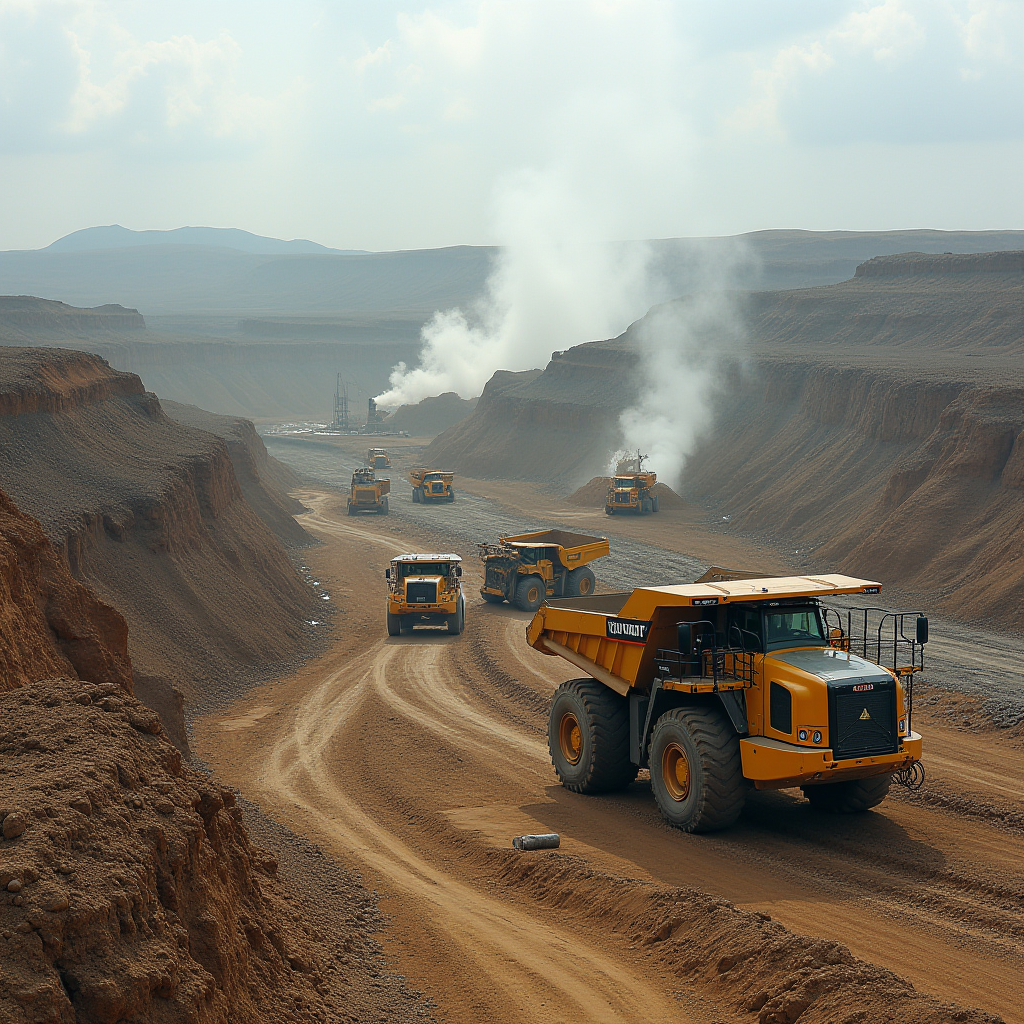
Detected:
left=0, top=679, right=377, bottom=1024
left=429, top=252, right=1024, bottom=627
left=0, top=348, right=315, bottom=732
left=384, top=391, right=478, bottom=437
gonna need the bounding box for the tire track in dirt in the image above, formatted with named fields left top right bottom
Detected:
left=200, top=490, right=1024, bottom=1022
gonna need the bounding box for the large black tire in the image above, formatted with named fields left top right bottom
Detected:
left=649, top=706, right=745, bottom=833
left=652, top=495, right=660, bottom=513
left=565, top=565, right=596, bottom=597
left=548, top=678, right=637, bottom=793
left=412, top=487, right=420, bottom=503
left=802, top=773, right=892, bottom=813
left=605, top=507, right=614, bottom=516
left=640, top=497, right=653, bottom=515
left=481, top=591, right=505, bottom=604
left=347, top=504, right=357, bottom=516
left=386, top=611, right=402, bottom=637
left=514, top=575, right=545, bottom=612
left=447, top=597, right=465, bottom=635
left=380, top=497, right=389, bottom=515
left=448, top=490, right=456, bottom=503
left=399, top=616, right=414, bottom=635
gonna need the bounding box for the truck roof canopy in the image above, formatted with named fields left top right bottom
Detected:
left=637, top=574, right=880, bottom=606
left=393, top=553, right=462, bottom=562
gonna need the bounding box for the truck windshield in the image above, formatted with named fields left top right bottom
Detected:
left=398, top=562, right=450, bottom=577
left=613, top=478, right=635, bottom=488
left=763, top=606, right=826, bottom=651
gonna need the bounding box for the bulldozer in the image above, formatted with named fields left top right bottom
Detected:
left=409, top=467, right=455, bottom=504
left=347, top=467, right=390, bottom=515
left=526, top=568, right=926, bottom=832
left=367, top=447, right=391, bottom=470
left=479, top=529, right=609, bottom=611
left=386, top=553, right=465, bottom=635
left=606, top=451, right=659, bottom=515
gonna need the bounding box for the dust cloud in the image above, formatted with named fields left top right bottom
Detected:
left=374, top=167, right=657, bottom=408
left=616, top=275, right=748, bottom=491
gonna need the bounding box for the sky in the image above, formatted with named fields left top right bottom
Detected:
left=0, top=0, right=1021, bottom=252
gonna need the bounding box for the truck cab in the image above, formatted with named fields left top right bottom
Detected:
left=409, top=468, right=455, bottom=504
left=386, top=553, right=465, bottom=635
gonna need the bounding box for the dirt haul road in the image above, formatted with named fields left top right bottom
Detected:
left=194, top=490, right=1024, bottom=1024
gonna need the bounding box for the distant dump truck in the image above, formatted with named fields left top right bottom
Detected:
left=348, top=467, right=390, bottom=515
left=527, top=571, right=926, bottom=832
left=367, top=447, right=391, bottom=470
left=606, top=451, right=659, bottom=515
left=409, top=467, right=455, bottom=504
left=479, top=529, right=610, bottom=611
left=386, top=553, right=465, bottom=635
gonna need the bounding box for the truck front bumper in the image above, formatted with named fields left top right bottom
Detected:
left=739, top=732, right=923, bottom=789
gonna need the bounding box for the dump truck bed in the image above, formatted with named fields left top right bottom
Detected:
left=527, top=574, right=884, bottom=695
left=500, top=529, right=610, bottom=566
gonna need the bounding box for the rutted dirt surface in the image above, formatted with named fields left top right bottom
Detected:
left=196, top=487, right=1024, bottom=1024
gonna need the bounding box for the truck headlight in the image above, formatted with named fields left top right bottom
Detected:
left=898, top=719, right=906, bottom=734
left=812, top=731, right=822, bottom=744
left=798, top=729, right=808, bottom=741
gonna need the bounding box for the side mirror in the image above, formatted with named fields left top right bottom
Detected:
left=455, top=565, right=463, bottom=577
left=916, top=615, right=929, bottom=644
left=384, top=568, right=391, bottom=580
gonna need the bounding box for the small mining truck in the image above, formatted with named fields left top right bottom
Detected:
left=606, top=452, right=659, bottom=515
left=527, top=571, right=926, bottom=832
left=386, top=553, right=465, bottom=635
left=347, top=467, right=390, bottom=515
left=479, top=529, right=610, bottom=611
left=409, top=467, right=455, bottom=504
left=367, top=447, right=391, bottom=470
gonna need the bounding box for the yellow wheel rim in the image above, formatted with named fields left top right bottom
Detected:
left=662, top=742, right=690, bottom=801
left=578, top=575, right=593, bottom=596
left=559, top=712, right=583, bottom=765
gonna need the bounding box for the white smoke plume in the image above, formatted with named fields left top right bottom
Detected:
left=616, top=284, right=748, bottom=492
left=374, top=166, right=658, bottom=408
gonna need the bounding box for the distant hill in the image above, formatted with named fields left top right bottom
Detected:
left=2, top=228, right=1022, bottom=319
left=43, top=224, right=367, bottom=256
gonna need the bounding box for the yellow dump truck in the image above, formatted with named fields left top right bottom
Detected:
left=479, top=529, right=610, bottom=611
left=409, top=467, right=455, bottom=504
left=527, top=571, right=926, bottom=832
left=367, top=447, right=391, bottom=470
left=385, top=553, right=465, bottom=635
left=347, top=467, right=390, bottom=515
left=606, top=452, right=659, bottom=515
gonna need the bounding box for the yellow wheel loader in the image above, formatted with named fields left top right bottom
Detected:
left=385, top=553, right=465, bottom=636
left=479, top=530, right=609, bottom=611
left=527, top=570, right=925, bottom=832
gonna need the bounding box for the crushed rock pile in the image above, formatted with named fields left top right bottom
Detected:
left=0, top=678, right=397, bottom=1024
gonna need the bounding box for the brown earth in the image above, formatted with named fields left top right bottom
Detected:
left=384, top=391, right=478, bottom=438
left=195, top=489, right=1021, bottom=1024
left=0, top=678, right=420, bottom=1024
left=0, top=487, right=132, bottom=694
left=0, top=348, right=317, bottom=747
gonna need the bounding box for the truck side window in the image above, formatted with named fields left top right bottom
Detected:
left=728, top=607, right=763, bottom=652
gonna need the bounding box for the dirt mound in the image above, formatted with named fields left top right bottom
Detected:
left=0, top=678, right=361, bottom=1023
left=0, top=487, right=132, bottom=693
left=493, top=852, right=1000, bottom=1024
left=566, top=477, right=685, bottom=509
left=162, top=401, right=309, bottom=546
left=0, top=348, right=316, bottom=738
left=385, top=391, right=478, bottom=437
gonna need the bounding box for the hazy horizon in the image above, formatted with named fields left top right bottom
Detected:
left=1, top=1, right=1021, bottom=253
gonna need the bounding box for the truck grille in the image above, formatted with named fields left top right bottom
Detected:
left=430, top=482, right=445, bottom=493
left=829, top=685, right=897, bottom=760
left=614, top=492, right=631, bottom=503
left=406, top=582, right=438, bottom=604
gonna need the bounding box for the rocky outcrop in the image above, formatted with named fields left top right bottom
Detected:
left=161, top=401, right=309, bottom=547
left=0, top=488, right=132, bottom=694
left=855, top=250, right=1024, bottom=277
left=0, top=296, right=144, bottom=342
left=0, top=679, right=339, bottom=1023
left=0, top=348, right=315, bottom=742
